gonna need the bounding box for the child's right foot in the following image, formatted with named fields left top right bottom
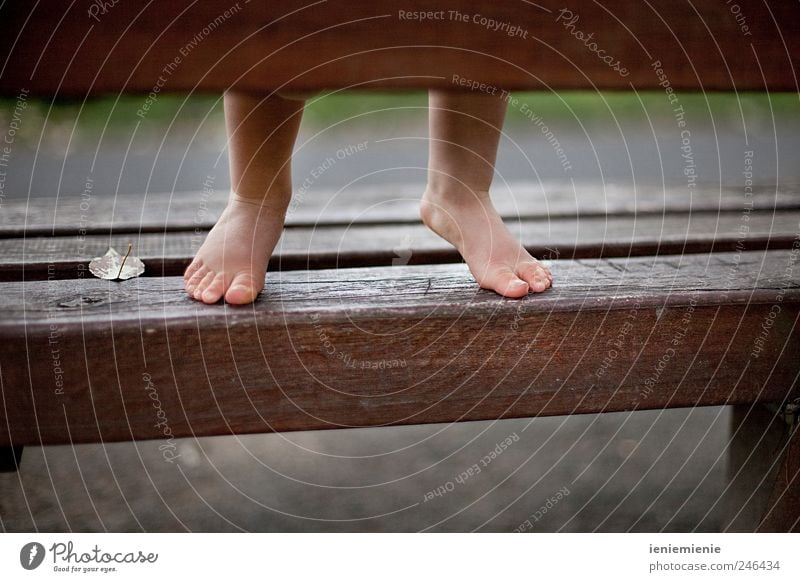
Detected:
left=420, top=188, right=552, bottom=298
left=183, top=196, right=286, bottom=305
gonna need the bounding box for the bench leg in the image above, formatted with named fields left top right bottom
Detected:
left=0, top=446, right=23, bottom=472
left=757, top=402, right=800, bottom=532
left=722, top=405, right=785, bottom=531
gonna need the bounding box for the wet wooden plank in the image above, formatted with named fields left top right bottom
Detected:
left=2, top=183, right=797, bottom=238
left=2, top=210, right=799, bottom=281
left=2, top=1, right=798, bottom=94
left=1, top=250, right=798, bottom=446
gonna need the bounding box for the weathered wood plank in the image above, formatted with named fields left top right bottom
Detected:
left=1, top=1, right=798, bottom=94
left=2, top=183, right=796, bottom=238
left=1, top=250, right=798, bottom=446
left=2, top=210, right=798, bottom=281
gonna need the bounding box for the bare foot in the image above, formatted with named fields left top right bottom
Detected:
left=420, top=188, right=552, bottom=298
left=183, top=196, right=286, bottom=304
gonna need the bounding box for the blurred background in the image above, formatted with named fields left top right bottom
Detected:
left=0, top=91, right=795, bottom=195
left=1, top=90, right=798, bottom=531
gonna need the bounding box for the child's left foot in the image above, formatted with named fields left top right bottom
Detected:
left=420, top=188, right=552, bottom=298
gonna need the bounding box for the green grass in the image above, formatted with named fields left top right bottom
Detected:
left=1, top=91, right=797, bottom=146
left=296, top=90, right=800, bottom=128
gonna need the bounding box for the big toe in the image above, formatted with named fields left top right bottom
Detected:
left=224, top=273, right=263, bottom=305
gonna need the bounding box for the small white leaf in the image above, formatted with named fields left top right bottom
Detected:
left=89, top=245, right=145, bottom=280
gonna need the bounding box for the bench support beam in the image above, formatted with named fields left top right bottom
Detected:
left=758, top=401, right=800, bottom=532
left=0, top=446, right=23, bottom=472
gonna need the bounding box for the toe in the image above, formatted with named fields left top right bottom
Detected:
left=192, top=271, right=217, bottom=301
left=201, top=273, right=227, bottom=304
left=185, top=266, right=209, bottom=294
left=184, top=259, right=204, bottom=282
left=480, top=268, right=529, bottom=298
left=541, top=268, right=552, bottom=288
left=535, top=267, right=551, bottom=290
left=224, top=273, right=263, bottom=305
left=519, top=263, right=548, bottom=293
left=518, top=263, right=540, bottom=291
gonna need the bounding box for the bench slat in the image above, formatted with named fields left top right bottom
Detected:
left=1, top=250, right=797, bottom=446
left=2, top=183, right=795, bottom=237
left=3, top=210, right=799, bottom=281
left=2, top=1, right=798, bottom=94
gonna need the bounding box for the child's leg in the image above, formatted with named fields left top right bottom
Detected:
left=184, top=92, right=304, bottom=304
left=421, top=90, right=552, bottom=298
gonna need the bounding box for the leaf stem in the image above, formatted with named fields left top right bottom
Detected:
left=117, top=243, right=133, bottom=279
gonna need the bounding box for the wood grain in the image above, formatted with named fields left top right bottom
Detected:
left=2, top=182, right=796, bottom=238
left=1, top=1, right=798, bottom=94
left=1, top=250, right=798, bottom=447
left=2, top=210, right=798, bottom=281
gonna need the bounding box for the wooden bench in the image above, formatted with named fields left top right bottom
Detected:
left=1, top=0, right=799, bottom=531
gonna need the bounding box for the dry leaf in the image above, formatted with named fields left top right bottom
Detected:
left=89, top=245, right=145, bottom=280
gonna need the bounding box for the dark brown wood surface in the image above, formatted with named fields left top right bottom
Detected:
left=3, top=210, right=799, bottom=281
left=2, top=183, right=796, bottom=237
left=1, top=250, right=798, bottom=447
left=1, top=1, right=798, bottom=94
left=2, top=0, right=798, bottom=524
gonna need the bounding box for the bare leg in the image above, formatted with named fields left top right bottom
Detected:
left=421, top=90, right=552, bottom=297
left=184, top=92, right=304, bottom=304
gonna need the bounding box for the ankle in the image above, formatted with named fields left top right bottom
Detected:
left=420, top=190, right=469, bottom=249
left=229, top=191, right=290, bottom=216
left=423, top=183, right=491, bottom=207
